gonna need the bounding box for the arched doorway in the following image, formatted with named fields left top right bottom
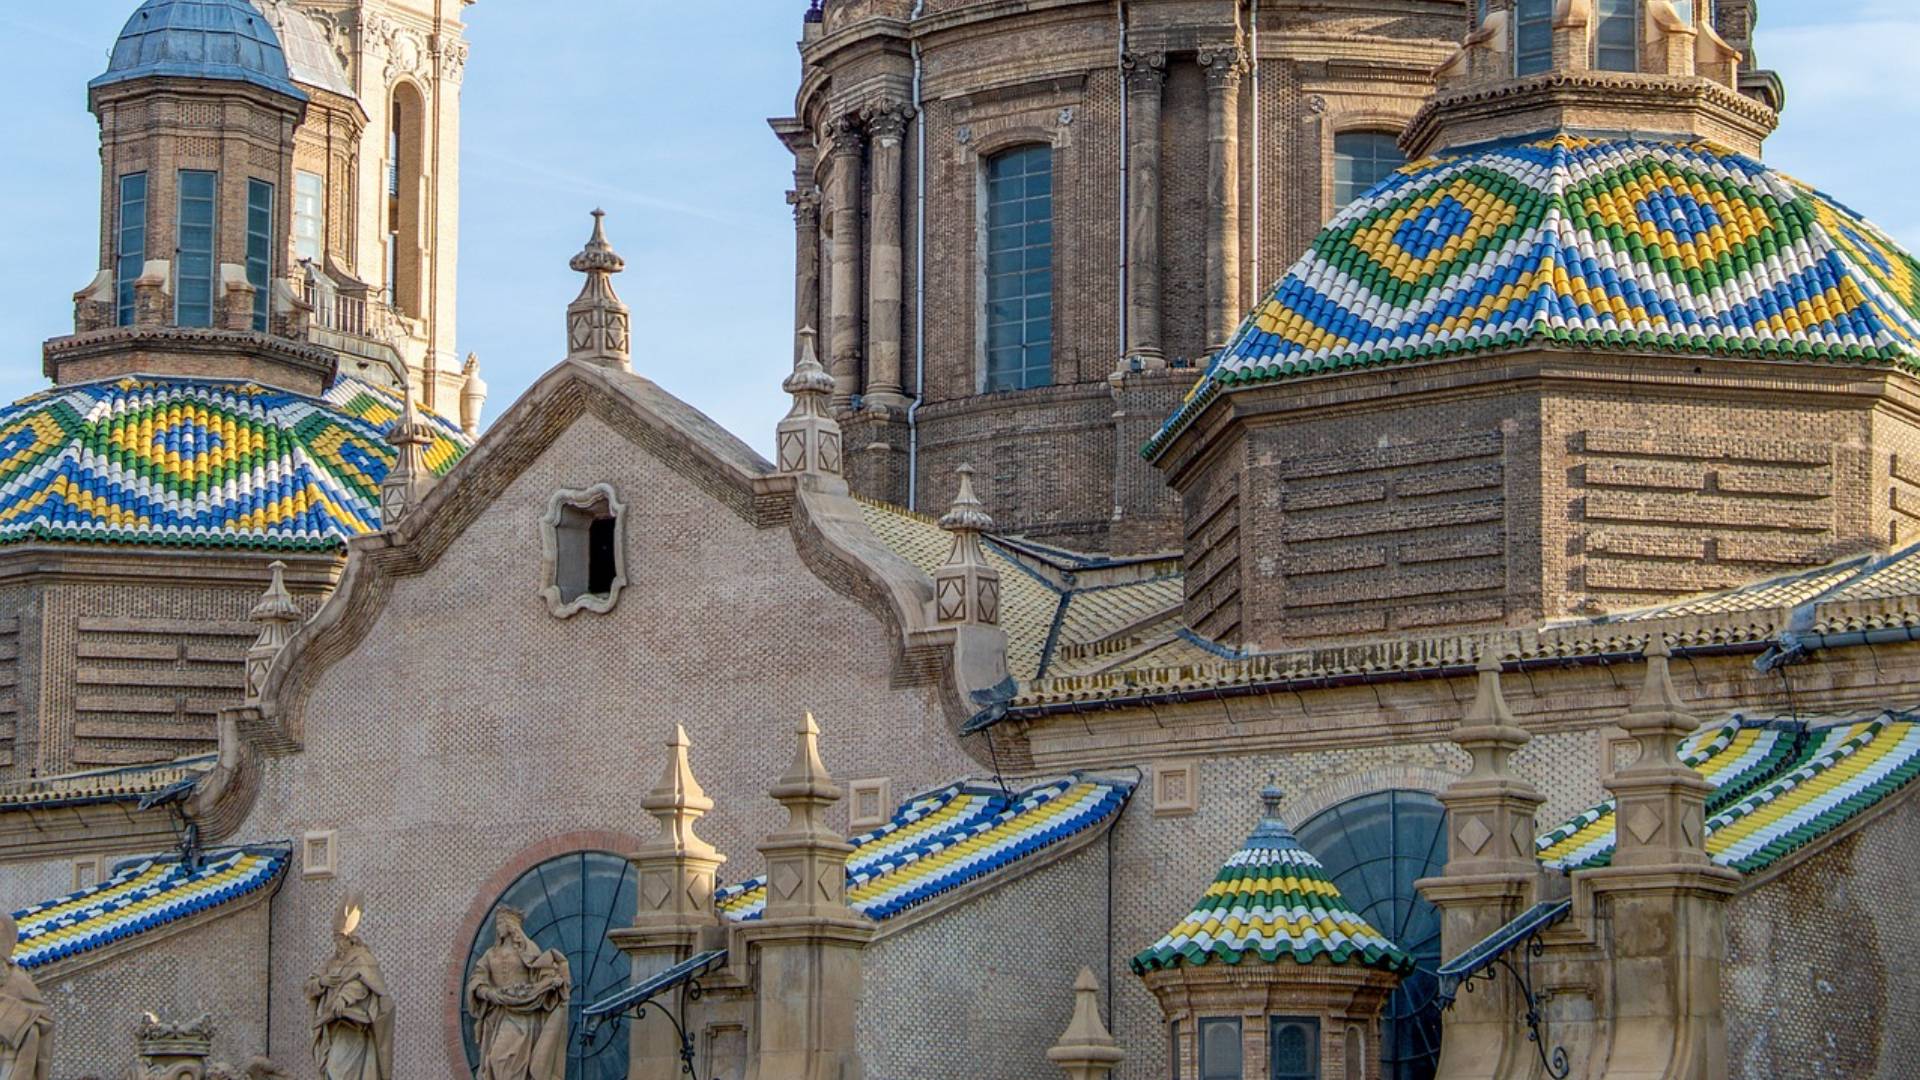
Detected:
left=460, top=850, right=638, bottom=1079
left=1296, top=790, right=1448, bottom=1080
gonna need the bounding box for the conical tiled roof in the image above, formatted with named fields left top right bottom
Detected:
left=0, top=375, right=468, bottom=551
left=1149, top=136, right=1920, bottom=457
left=1132, top=785, right=1414, bottom=975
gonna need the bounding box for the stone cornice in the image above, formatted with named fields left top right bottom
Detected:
left=1405, top=71, right=1779, bottom=158
left=43, top=327, right=340, bottom=391
left=0, top=543, right=342, bottom=590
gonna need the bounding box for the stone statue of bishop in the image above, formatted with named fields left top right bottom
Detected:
left=304, top=892, right=393, bottom=1080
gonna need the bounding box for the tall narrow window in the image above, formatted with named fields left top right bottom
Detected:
left=115, top=173, right=147, bottom=327
left=246, top=179, right=275, bottom=332
left=1515, top=0, right=1554, bottom=75
left=1673, top=1, right=1707, bottom=26
left=1199, top=1018, right=1242, bottom=1080
left=1270, top=1018, right=1321, bottom=1080
left=1594, top=0, right=1640, bottom=72
left=984, top=144, right=1053, bottom=392
left=294, top=170, right=325, bottom=264
left=175, top=170, right=217, bottom=328
left=1334, top=133, right=1405, bottom=211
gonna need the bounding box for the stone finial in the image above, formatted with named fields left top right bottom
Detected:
left=459, top=353, right=487, bottom=438
left=759, top=713, right=860, bottom=922
left=566, top=209, right=632, bottom=370
left=1046, top=968, right=1124, bottom=1079
left=1607, top=635, right=1716, bottom=869
left=934, top=465, right=1001, bottom=626
left=378, top=386, right=436, bottom=530
left=245, top=561, right=300, bottom=703
left=628, top=724, right=726, bottom=933
left=774, top=327, right=844, bottom=481
left=1259, top=775, right=1285, bottom=820
left=1435, top=645, right=1544, bottom=876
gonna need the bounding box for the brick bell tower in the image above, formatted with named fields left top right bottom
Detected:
left=775, top=0, right=1472, bottom=554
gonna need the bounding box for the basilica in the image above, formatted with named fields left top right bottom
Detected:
left=0, top=1, right=1916, bottom=1079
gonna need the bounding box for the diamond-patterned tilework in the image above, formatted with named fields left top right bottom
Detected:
left=10, top=847, right=287, bottom=969
left=0, top=376, right=470, bottom=550
left=1535, top=712, right=1920, bottom=875
left=1149, top=137, right=1920, bottom=458
left=714, top=774, right=1132, bottom=923
left=1130, top=802, right=1414, bottom=975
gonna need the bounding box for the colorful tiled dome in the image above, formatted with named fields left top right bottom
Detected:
left=0, top=376, right=469, bottom=551
left=1149, top=136, right=1920, bottom=457
left=92, top=0, right=306, bottom=101
left=1132, top=785, right=1414, bottom=975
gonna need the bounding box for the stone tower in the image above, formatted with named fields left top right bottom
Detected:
left=1145, top=1, right=1920, bottom=653
left=777, top=1, right=1468, bottom=553
left=0, top=0, right=472, bottom=782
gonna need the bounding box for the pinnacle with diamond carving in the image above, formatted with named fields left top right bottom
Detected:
left=566, top=210, right=632, bottom=370
left=940, top=464, right=995, bottom=534
left=569, top=209, right=626, bottom=275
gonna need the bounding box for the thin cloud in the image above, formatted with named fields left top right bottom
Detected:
left=465, top=147, right=745, bottom=227
left=0, top=13, right=107, bottom=52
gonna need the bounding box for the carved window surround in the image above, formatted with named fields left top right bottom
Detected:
left=540, top=484, right=627, bottom=619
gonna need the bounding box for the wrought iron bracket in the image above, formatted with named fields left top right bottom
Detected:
left=586, top=973, right=710, bottom=1079
left=1435, top=899, right=1573, bottom=1080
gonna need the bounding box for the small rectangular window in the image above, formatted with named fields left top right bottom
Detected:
left=116, top=173, right=147, bottom=327
left=1333, top=132, right=1406, bottom=211
left=176, top=170, right=218, bottom=328
left=1594, top=0, right=1639, bottom=72
left=1199, top=1018, right=1242, bottom=1080
left=1270, top=1017, right=1321, bottom=1080
left=247, top=179, right=275, bottom=332
left=983, top=145, right=1054, bottom=392
left=294, top=170, right=325, bottom=264
left=1515, top=0, right=1555, bottom=76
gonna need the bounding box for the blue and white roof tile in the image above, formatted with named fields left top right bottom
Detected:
left=716, top=774, right=1132, bottom=922
left=11, top=847, right=287, bottom=969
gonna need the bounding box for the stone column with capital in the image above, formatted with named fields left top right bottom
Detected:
left=741, top=714, right=873, bottom=1080
left=862, top=102, right=914, bottom=412
left=824, top=116, right=865, bottom=409
left=1123, top=52, right=1167, bottom=369
left=788, top=186, right=822, bottom=368
left=1584, top=637, right=1739, bottom=1080
left=1198, top=45, right=1246, bottom=353
left=1418, top=649, right=1549, bottom=1080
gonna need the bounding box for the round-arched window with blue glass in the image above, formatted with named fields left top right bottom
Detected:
left=460, top=850, right=638, bottom=1079
left=1295, top=790, right=1448, bottom=1080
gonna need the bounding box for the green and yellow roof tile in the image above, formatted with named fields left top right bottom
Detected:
left=0, top=375, right=469, bottom=551
left=1150, top=135, right=1920, bottom=457
left=1132, top=783, right=1414, bottom=976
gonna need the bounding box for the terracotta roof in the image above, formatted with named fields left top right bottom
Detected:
left=12, top=847, right=287, bottom=969
left=1537, top=712, right=1920, bottom=875
left=1132, top=788, right=1413, bottom=975
left=715, top=774, right=1132, bottom=922
left=0, top=755, right=215, bottom=809
left=0, top=375, right=468, bottom=551
left=1151, top=136, right=1920, bottom=457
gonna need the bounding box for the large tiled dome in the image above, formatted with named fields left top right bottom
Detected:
left=1151, top=136, right=1920, bottom=456
left=91, top=0, right=306, bottom=101
left=0, top=376, right=468, bottom=551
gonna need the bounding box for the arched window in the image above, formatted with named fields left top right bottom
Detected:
left=1333, top=133, right=1405, bottom=211
left=388, top=83, right=428, bottom=318
left=1295, top=791, right=1448, bottom=1080
left=983, top=144, right=1054, bottom=392
left=1514, top=0, right=1554, bottom=75
left=1594, top=0, right=1640, bottom=72
left=460, top=850, right=638, bottom=1079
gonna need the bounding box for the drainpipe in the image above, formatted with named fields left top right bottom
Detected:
left=907, top=1, right=929, bottom=510
left=1248, top=0, right=1260, bottom=292
left=1116, top=1, right=1129, bottom=360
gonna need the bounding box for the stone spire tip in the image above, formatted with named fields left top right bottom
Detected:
left=1260, top=775, right=1285, bottom=819
left=1631, top=634, right=1689, bottom=715
left=940, top=464, right=994, bottom=533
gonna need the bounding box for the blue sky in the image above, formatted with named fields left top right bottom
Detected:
left=0, top=1, right=1914, bottom=457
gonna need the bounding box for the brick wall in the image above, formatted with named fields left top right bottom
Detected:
left=235, top=412, right=984, bottom=1076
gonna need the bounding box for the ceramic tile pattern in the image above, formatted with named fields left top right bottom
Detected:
left=1151, top=136, right=1920, bottom=456
left=715, top=775, right=1131, bottom=922
left=1536, top=712, right=1920, bottom=874
left=0, top=375, right=468, bottom=551
left=1131, top=802, right=1414, bottom=975
left=0, top=754, right=212, bottom=808
left=10, top=846, right=286, bottom=969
